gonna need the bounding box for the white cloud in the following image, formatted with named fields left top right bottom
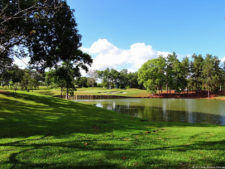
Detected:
left=157, top=51, right=171, bottom=58
left=82, top=39, right=170, bottom=72
left=13, top=57, right=30, bottom=69
left=221, top=56, right=225, bottom=63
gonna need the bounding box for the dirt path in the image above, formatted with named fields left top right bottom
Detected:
left=205, top=96, right=225, bottom=100
left=0, top=90, right=7, bottom=94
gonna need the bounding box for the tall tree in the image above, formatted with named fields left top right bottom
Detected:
left=76, top=77, right=88, bottom=88
left=56, top=62, right=77, bottom=99
left=1, top=1, right=92, bottom=75
left=97, top=68, right=114, bottom=89
left=138, top=57, right=166, bottom=94
left=128, top=72, right=142, bottom=89
left=202, top=55, right=221, bottom=97
left=165, top=52, right=177, bottom=93
left=181, top=57, right=190, bottom=93
left=190, top=54, right=204, bottom=92
left=0, top=64, right=24, bottom=88
left=119, top=69, right=129, bottom=89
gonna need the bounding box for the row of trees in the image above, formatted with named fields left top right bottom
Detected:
left=1, top=1, right=224, bottom=97
left=1, top=64, right=97, bottom=96
left=96, top=68, right=143, bottom=89
left=0, top=65, right=143, bottom=94
left=1, top=52, right=225, bottom=98
left=138, top=52, right=225, bottom=96
left=0, top=65, right=43, bottom=91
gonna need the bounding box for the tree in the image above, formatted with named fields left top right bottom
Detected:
left=76, top=77, right=88, bottom=88
left=138, top=57, right=166, bottom=94
left=0, top=65, right=24, bottom=90
left=97, top=68, right=130, bottom=89
left=128, top=72, right=143, bottom=89
left=165, top=52, right=177, bottom=93
left=181, top=57, right=190, bottom=93
left=97, top=68, right=114, bottom=89
left=87, top=78, right=97, bottom=87
left=220, top=62, right=225, bottom=91
left=87, top=70, right=98, bottom=84
left=1, top=1, right=92, bottom=76
left=0, top=0, right=62, bottom=71
left=45, top=69, right=65, bottom=97
left=171, top=55, right=187, bottom=92
left=45, top=70, right=56, bottom=88
left=190, top=54, right=204, bottom=92
left=119, top=69, right=129, bottom=89
left=202, top=55, right=221, bottom=97
left=0, top=54, right=13, bottom=78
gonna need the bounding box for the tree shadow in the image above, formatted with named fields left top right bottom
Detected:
left=0, top=92, right=223, bottom=139
left=1, top=137, right=225, bottom=168
left=1, top=92, right=225, bottom=168
left=0, top=92, right=148, bottom=138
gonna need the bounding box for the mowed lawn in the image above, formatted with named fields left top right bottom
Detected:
left=31, top=87, right=151, bottom=98
left=0, top=91, right=225, bottom=168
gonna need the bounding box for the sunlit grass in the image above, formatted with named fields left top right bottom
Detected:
left=0, top=91, right=225, bottom=168
left=33, top=86, right=151, bottom=97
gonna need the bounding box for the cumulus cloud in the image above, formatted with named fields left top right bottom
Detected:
left=82, top=39, right=170, bottom=72
left=13, top=57, right=30, bottom=69
left=221, top=56, right=225, bottom=63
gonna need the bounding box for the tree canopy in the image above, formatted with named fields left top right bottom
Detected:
left=138, top=56, right=166, bottom=93
left=138, top=53, right=225, bottom=96
left=1, top=0, right=92, bottom=72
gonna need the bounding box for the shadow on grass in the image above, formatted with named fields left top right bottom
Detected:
left=0, top=92, right=222, bottom=138
left=34, top=90, right=56, bottom=96
left=1, top=92, right=225, bottom=168
left=0, top=92, right=150, bottom=138
left=1, top=137, right=225, bottom=168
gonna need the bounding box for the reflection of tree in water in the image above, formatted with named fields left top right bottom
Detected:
left=93, top=99, right=225, bottom=125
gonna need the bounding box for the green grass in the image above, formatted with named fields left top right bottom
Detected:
left=33, top=87, right=150, bottom=97
left=0, top=91, right=225, bottom=168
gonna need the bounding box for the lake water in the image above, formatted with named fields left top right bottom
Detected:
left=77, top=98, right=225, bottom=125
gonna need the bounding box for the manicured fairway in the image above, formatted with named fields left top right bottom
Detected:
left=31, top=87, right=151, bottom=97
left=0, top=91, right=225, bottom=168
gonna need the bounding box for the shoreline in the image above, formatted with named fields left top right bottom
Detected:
left=60, top=93, right=225, bottom=100
left=1, top=89, right=225, bottom=100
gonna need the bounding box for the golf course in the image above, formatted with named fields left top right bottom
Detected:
left=0, top=90, right=225, bottom=168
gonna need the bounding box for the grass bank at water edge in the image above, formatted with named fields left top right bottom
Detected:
left=0, top=91, right=225, bottom=168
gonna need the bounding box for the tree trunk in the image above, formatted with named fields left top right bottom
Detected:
left=166, top=84, right=168, bottom=94
left=66, top=87, right=69, bottom=100
left=61, top=87, right=63, bottom=98
left=208, top=88, right=210, bottom=98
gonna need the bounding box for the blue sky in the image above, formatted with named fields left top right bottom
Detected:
left=66, top=0, right=225, bottom=71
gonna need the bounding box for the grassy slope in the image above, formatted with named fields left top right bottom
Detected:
left=0, top=91, right=225, bottom=169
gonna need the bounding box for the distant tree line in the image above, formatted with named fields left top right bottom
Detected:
left=1, top=52, right=225, bottom=98
left=138, top=52, right=225, bottom=96
left=2, top=0, right=224, bottom=99
left=96, top=68, right=143, bottom=89
left=0, top=65, right=43, bottom=92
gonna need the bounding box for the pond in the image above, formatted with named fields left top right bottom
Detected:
left=77, top=98, right=225, bottom=125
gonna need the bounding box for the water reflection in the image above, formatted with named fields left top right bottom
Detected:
left=77, top=99, right=225, bottom=125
